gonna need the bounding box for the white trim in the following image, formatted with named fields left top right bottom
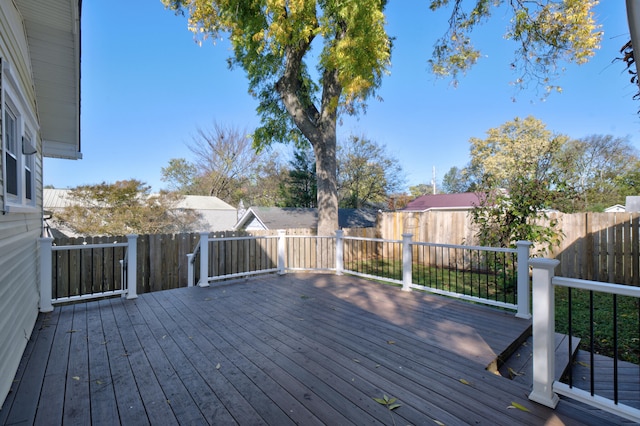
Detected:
left=2, top=60, right=38, bottom=132
left=2, top=55, right=39, bottom=211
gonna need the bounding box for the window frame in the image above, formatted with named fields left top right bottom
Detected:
left=1, top=58, right=39, bottom=213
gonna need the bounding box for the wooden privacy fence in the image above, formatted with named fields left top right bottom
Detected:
left=51, top=228, right=375, bottom=297
left=377, top=211, right=640, bottom=285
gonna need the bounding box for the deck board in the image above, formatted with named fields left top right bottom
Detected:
left=1, top=273, right=633, bottom=425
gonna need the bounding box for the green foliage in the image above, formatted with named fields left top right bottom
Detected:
left=161, top=158, right=199, bottom=194
left=57, top=179, right=203, bottom=236
left=429, top=0, right=602, bottom=95
left=337, top=134, right=405, bottom=208
left=472, top=176, right=563, bottom=253
left=555, top=135, right=639, bottom=211
left=441, top=166, right=474, bottom=193
left=409, top=183, right=433, bottom=198
left=373, top=394, right=401, bottom=425
left=468, top=116, right=568, bottom=252
left=163, top=0, right=392, bottom=149
left=281, top=147, right=317, bottom=207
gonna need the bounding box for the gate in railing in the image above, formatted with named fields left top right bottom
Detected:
left=529, top=258, right=640, bottom=423
left=39, top=235, right=138, bottom=312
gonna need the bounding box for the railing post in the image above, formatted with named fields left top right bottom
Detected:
left=335, top=230, right=344, bottom=275
left=39, top=237, right=54, bottom=312
left=402, top=233, right=413, bottom=292
left=126, top=235, right=138, bottom=299
left=187, top=253, right=194, bottom=287
left=528, top=257, right=561, bottom=408
left=516, top=241, right=532, bottom=319
left=199, top=232, right=210, bottom=287
left=277, top=230, right=286, bottom=275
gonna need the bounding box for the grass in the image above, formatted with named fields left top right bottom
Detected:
left=555, top=287, right=640, bottom=364
left=344, top=256, right=518, bottom=305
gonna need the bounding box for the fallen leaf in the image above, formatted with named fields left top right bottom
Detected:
left=95, top=380, right=103, bottom=385
left=508, top=402, right=530, bottom=412
left=508, top=367, right=524, bottom=378
left=577, top=361, right=589, bottom=367
left=387, top=340, right=395, bottom=345
left=216, top=363, right=221, bottom=370
left=433, top=421, right=446, bottom=425
left=353, top=358, right=360, bottom=363
left=72, top=376, right=80, bottom=381
left=459, top=378, right=470, bottom=385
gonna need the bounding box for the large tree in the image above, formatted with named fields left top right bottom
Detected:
left=337, top=134, right=404, bottom=209
left=556, top=134, right=639, bottom=211
left=161, top=122, right=287, bottom=206
left=163, top=0, right=603, bottom=235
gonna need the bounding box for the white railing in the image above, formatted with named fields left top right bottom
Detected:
left=529, top=258, right=640, bottom=423
left=189, top=230, right=531, bottom=317
left=39, top=235, right=138, bottom=312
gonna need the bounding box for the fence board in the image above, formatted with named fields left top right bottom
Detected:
left=378, top=211, right=640, bottom=285
left=51, top=211, right=640, bottom=296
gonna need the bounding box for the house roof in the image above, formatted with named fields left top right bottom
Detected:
left=43, top=189, right=234, bottom=211
left=403, top=192, right=483, bottom=212
left=14, top=0, right=81, bottom=160
left=175, top=195, right=235, bottom=211
left=233, top=207, right=378, bottom=230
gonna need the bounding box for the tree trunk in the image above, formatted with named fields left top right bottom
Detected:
left=313, top=125, right=339, bottom=237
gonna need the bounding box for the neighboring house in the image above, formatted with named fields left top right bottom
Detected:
left=0, top=0, right=81, bottom=407
left=233, top=207, right=378, bottom=231
left=173, top=194, right=237, bottom=231
left=43, top=189, right=238, bottom=235
left=604, top=204, right=626, bottom=213
left=402, top=192, right=483, bottom=212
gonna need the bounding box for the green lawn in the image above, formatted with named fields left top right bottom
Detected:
left=555, top=287, right=640, bottom=364
left=344, top=257, right=518, bottom=305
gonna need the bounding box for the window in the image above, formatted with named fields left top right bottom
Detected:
left=2, top=58, right=39, bottom=211
left=5, top=107, right=18, bottom=197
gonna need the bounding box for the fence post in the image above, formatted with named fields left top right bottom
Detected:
left=402, top=233, right=413, bottom=292
left=39, top=237, right=54, bottom=312
left=516, top=241, right=532, bottom=319
left=199, top=231, right=210, bottom=287
left=528, top=258, right=561, bottom=409
left=277, top=230, right=286, bottom=275
left=335, top=230, right=344, bottom=275
left=126, top=235, right=138, bottom=299
left=187, top=253, right=194, bottom=287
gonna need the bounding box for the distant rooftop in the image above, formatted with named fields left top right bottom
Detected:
left=234, top=207, right=378, bottom=230
left=403, top=192, right=483, bottom=212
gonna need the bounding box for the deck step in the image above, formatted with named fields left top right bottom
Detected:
left=498, top=333, right=581, bottom=386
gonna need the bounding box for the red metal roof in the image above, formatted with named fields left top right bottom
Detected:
left=402, top=192, right=483, bottom=211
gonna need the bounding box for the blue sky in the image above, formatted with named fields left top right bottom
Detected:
left=44, top=1, right=640, bottom=193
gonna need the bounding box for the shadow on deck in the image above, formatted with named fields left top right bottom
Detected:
left=1, top=273, right=632, bottom=425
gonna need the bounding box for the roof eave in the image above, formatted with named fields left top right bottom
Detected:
left=15, top=0, right=81, bottom=160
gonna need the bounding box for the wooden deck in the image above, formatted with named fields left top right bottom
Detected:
left=0, top=273, right=631, bottom=425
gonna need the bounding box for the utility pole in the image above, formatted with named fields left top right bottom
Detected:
left=431, top=166, right=437, bottom=194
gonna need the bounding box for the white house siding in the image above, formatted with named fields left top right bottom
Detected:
left=0, top=2, right=44, bottom=406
